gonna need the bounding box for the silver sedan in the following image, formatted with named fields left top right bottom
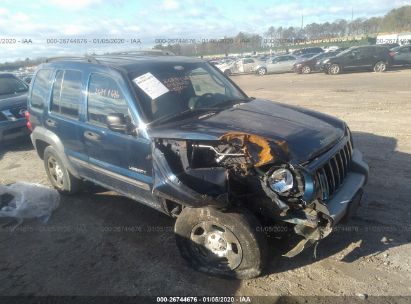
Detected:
left=254, top=55, right=298, bottom=75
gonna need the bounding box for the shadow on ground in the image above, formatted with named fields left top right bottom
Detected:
left=0, top=137, right=33, bottom=162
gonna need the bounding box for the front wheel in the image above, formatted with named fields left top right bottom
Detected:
left=224, top=69, right=231, bottom=76
left=301, top=66, right=311, bottom=74
left=328, top=64, right=340, bottom=75
left=174, top=207, right=267, bottom=279
left=374, top=61, right=387, bottom=72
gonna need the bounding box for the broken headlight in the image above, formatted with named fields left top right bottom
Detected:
left=268, top=168, right=294, bottom=194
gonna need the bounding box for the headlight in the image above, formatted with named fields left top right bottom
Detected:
left=268, top=168, right=294, bottom=194
left=323, top=59, right=330, bottom=64
left=296, top=63, right=302, bottom=67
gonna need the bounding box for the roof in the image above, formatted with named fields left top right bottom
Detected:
left=44, top=54, right=204, bottom=73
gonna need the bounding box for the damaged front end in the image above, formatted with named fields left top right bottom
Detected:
left=152, top=131, right=365, bottom=258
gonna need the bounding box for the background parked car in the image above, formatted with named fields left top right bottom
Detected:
left=292, top=47, right=324, bottom=56
left=255, top=55, right=298, bottom=75
left=323, top=45, right=340, bottom=52
left=294, top=51, right=342, bottom=74
left=295, top=53, right=320, bottom=61
left=322, top=45, right=394, bottom=75
left=0, top=73, right=29, bottom=142
left=216, top=58, right=262, bottom=76
left=391, top=44, right=411, bottom=66
left=379, top=43, right=400, bottom=49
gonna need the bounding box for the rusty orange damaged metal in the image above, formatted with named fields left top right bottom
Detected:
left=219, top=132, right=288, bottom=167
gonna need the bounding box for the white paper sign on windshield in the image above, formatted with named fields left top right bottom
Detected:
left=132, top=72, right=169, bottom=100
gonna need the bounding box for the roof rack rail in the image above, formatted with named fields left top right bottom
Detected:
left=107, top=50, right=175, bottom=56
left=45, top=56, right=100, bottom=64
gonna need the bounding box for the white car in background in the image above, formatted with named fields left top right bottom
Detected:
left=323, top=46, right=339, bottom=52
left=215, top=58, right=262, bottom=76
left=254, top=55, right=299, bottom=75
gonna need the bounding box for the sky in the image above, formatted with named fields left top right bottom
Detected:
left=0, top=0, right=410, bottom=62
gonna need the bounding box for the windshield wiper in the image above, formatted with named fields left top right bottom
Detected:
left=216, top=97, right=253, bottom=108
left=150, top=108, right=216, bottom=126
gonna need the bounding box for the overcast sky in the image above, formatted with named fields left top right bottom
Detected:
left=0, top=0, right=410, bottom=62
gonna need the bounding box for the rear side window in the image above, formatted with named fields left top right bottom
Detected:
left=50, top=70, right=82, bottom=119
left=87, top=73, right=129, bottom=127
left=31, top=69, right=53, bottom=109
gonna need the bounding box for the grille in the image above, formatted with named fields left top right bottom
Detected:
left=315, top=140, right=353, bottom=201
left=0, top=112, right=6, bottom=121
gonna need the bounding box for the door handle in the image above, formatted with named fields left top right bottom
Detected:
left=45, top=118, right=57, bottom=127
left=84, top=131, right=101, bottom=141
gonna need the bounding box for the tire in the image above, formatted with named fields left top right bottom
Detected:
left=373, top=61, right=387, bottom=72
left=174, top=207, right=267, bottom=279
left=257, top=68, right=267, bottom=76
left=301, top=66, right=311, bottom=74
left=224, top=69, right=231, bottom=76
left=328, top=64, right=340, bottom=75
left=43, top=146, right=81, bottom=194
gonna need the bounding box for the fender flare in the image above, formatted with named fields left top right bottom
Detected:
left=30, top=126, right=80, bottom=178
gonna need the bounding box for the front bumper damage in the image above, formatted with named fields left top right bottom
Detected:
left=283, top=149, right=369, bottom=257
left=150, top=130, right=369, bottom=258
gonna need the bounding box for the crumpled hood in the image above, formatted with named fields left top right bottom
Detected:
left=0, top=93, right=28, bottom=111
left=149, top=99, right=346, bottom=163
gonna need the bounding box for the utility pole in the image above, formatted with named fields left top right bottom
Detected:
left=301, top=14, right=304, bottom=30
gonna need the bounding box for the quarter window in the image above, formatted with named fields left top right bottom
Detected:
left=87, top=74, right=129, bottom=127
left=31, top=69, right=53, bottom=109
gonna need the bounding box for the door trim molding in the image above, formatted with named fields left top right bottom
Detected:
left=69, top=156, right=151, bottom=191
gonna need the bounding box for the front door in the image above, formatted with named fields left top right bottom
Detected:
left=80, top=72, right=156, bottom=207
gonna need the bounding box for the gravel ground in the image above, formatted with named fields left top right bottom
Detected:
left=0, top=68, right=410, bottom=299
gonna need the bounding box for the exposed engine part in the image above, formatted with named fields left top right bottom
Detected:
left=219, top=132, right=289, bottom=167
left=194, top=144, right=245, bottom=163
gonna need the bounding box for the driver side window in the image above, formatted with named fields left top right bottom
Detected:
left=87, top=73, right=130, bottom=128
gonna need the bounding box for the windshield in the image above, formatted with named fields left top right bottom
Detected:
left=0, top=75, right=28, bottom=96
left=129, top=62, right=248, bottom=124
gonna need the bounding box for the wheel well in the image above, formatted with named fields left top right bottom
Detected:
left=35, top=139, right=49, bottom=159
left=162, top=199, right=183, bottom=217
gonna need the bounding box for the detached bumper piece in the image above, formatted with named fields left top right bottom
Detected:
left=284, top=149, right=369, bottom=257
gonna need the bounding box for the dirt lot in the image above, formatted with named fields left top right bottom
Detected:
left=0, top=69, right=410, bottom=298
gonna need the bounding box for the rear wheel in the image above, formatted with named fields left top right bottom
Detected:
left=44, top=146, right=81, bottom=194
left=257, top=67, right=267, bottom=76
left=301, top=66, right=311, bottom=74
left=174, top=207, right=267, bottom=279
left=373, top=61, right=387, bottom=72
left=328, top=64, right=340, bottom=75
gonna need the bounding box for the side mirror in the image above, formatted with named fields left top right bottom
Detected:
left=106, top=113, right=134, bottom=134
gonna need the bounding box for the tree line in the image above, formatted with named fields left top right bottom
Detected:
left=265, top=5, right=411, bottom=42
left=155, top=5, right=411, bottom=56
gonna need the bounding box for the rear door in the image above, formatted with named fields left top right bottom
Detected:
left=276, top=56, right=295, bottom=72
left=284, top=55, right=298, bottom=71
left=349, top=48, right=373, bottom=70
left=242, top=58, right=255, bottom=73
left=80, top=72, right=155, bottom=205
left=395, top=46, right=411, bottom=64
left=266, top=58, right=279, bottom=73
left=47, top=69, right=86, bottom=167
